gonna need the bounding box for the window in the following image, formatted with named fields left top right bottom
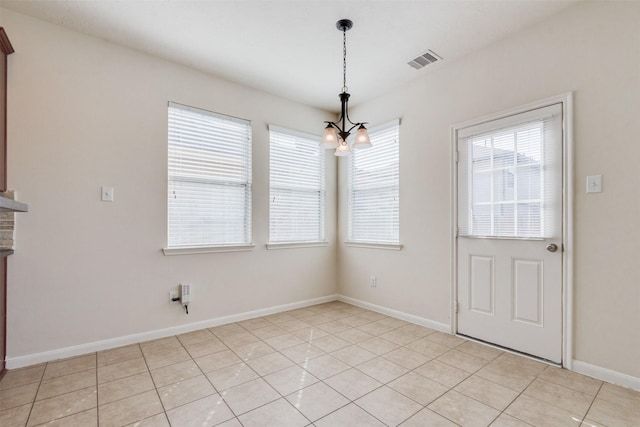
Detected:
left=348, top=120, right=400, bottom=245
left=167, top=102, right=252, bottom=249
left=269, top=125, right=325, bottom=244
left=457, top=103, right=562, bottom=238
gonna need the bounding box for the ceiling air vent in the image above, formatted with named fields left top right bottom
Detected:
left=407, top=50, right=441, bottom=70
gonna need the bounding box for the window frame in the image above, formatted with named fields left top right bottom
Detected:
left=346, top=119, right=401, bottom=250
left=457, top=104, right=562, bottom=240
left=267, top=125, right=327, bottom=249
left=163, top=102, right=253, bottom=255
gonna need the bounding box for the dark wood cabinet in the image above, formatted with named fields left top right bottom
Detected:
left=0, top=27, right=14, bottom=379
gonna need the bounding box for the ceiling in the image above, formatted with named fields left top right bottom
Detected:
left=0, top=0, right=580, bottom=113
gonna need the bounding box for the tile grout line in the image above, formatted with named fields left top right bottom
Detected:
left=28, top=370, right=98, bottom=423
left=227, top=333, right=313, bottom=423
left=222, top=308, right=366, bottom=423
left=23, top=361, right=47, bottom=427
left=303, top=306, right=444, bottom=423
left=138, top=342, right=172, bottom=427
left=522, top=366, right=601, bottom=424
left=309, top=322, right=513, bottom=426
left=387, top=340, right=469, bottom=423
left=178, top=330, right=239, bottom=425
left=307, top=317, right=432, bottom=425
left=580, top=381, right=605, bottom=425
left=174, top=307, right=474, bottom=425
left=286, top=313, right=389, bottom=426
left=443, top=348, right=526, bottom=426
left=495, top=364, right=548, bottom=426
left=209, top=321, right=265, bottom=425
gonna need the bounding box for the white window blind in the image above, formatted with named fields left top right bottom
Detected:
left=168, top=102, right=252, bottom=247
left=457, top=103, right=562, bottom=238
left=348, top=120, right=400, bottom=244
left=269, top=125, right=325, bottom=243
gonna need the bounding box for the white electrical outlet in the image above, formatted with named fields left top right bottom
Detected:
left=370, top=276, right=377, bottom=287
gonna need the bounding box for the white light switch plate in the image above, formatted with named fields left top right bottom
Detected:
left=101, top=186, right=114, bottom=201
left=586, top=175, right=602, bottom=193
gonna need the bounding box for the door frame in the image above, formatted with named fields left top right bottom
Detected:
left=450, top=93, right=574, bottom=369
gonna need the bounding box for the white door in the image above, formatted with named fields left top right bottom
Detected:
left=456, top=103, right=564, bottom=363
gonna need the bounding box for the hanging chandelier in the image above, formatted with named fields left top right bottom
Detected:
left=320, top=19, right=371, bottom=156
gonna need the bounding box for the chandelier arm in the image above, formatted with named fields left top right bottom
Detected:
left=345, top=123, right=363, bottom=135
left=326, top=119, right=366, bottom=136
left=344, top=108, right=362, bottom=127
left=326, top=122, right=361, bottom=138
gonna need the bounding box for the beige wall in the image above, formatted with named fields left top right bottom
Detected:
left=2, top=1, right=639, bottom=381
left=339, top=0, right=640, bottom=378
left=2, top=9, right=337, bottom=359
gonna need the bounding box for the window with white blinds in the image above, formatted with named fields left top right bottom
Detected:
left=167, top=102, right=252, bottom=248
left=269, top=125, right=325, bottom=243
left=457, top=103, right=562, bottom=238
left=348, top=120, right=400, bottom=244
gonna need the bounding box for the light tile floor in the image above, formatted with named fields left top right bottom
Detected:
left=1, top=301, right=638, bottom=426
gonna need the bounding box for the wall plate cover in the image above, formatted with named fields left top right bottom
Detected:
left=586, top=175, right=602, bottom=193
left=101, top=186, right=114, bottom=201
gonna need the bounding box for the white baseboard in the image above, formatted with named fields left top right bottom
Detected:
left=572, top=360, right=640, bottom=392
left=337, top=294, right=450, bottom=333
left=6, top=294, right=338, bottom=369
left=22, top=291, right=636, bottom=395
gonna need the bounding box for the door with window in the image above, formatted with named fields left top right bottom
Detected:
left=456, top=103, right=563, bottom=363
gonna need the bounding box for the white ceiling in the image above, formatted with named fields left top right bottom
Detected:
left=0, top=0, right=580, bottom=113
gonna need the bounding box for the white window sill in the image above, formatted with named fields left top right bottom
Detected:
left=266, top=241, right=328, bottom=250
left=344, top=241, right=403, bottom=251
left=163, top=244, right=255, bottom=256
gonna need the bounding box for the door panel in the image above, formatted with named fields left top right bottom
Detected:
left=458, top=238, right=561, bottom=362
left=469, top=255, right=494, bottom=314
left=512, top=258, right=543, bottom=326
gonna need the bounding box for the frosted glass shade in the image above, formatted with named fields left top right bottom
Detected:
left=353, top=125, right=372, bottom=148
left=320, top=125, right=339, bottom=149
left=334, top=140, right=351, bottom=156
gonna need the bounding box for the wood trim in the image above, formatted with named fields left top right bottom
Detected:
left=0, top=53, right=5, bottom=192
left=0, top=28, right=14, bottom=56
left=0, top=258, right=5, bottom=375
left=0, top=27, right=10, bottom=378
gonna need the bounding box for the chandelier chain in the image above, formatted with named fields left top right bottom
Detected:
left=342, top=28, right=347, bottom=92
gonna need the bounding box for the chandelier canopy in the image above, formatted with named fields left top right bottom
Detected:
left=320, top=19, right=371, bottom=156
